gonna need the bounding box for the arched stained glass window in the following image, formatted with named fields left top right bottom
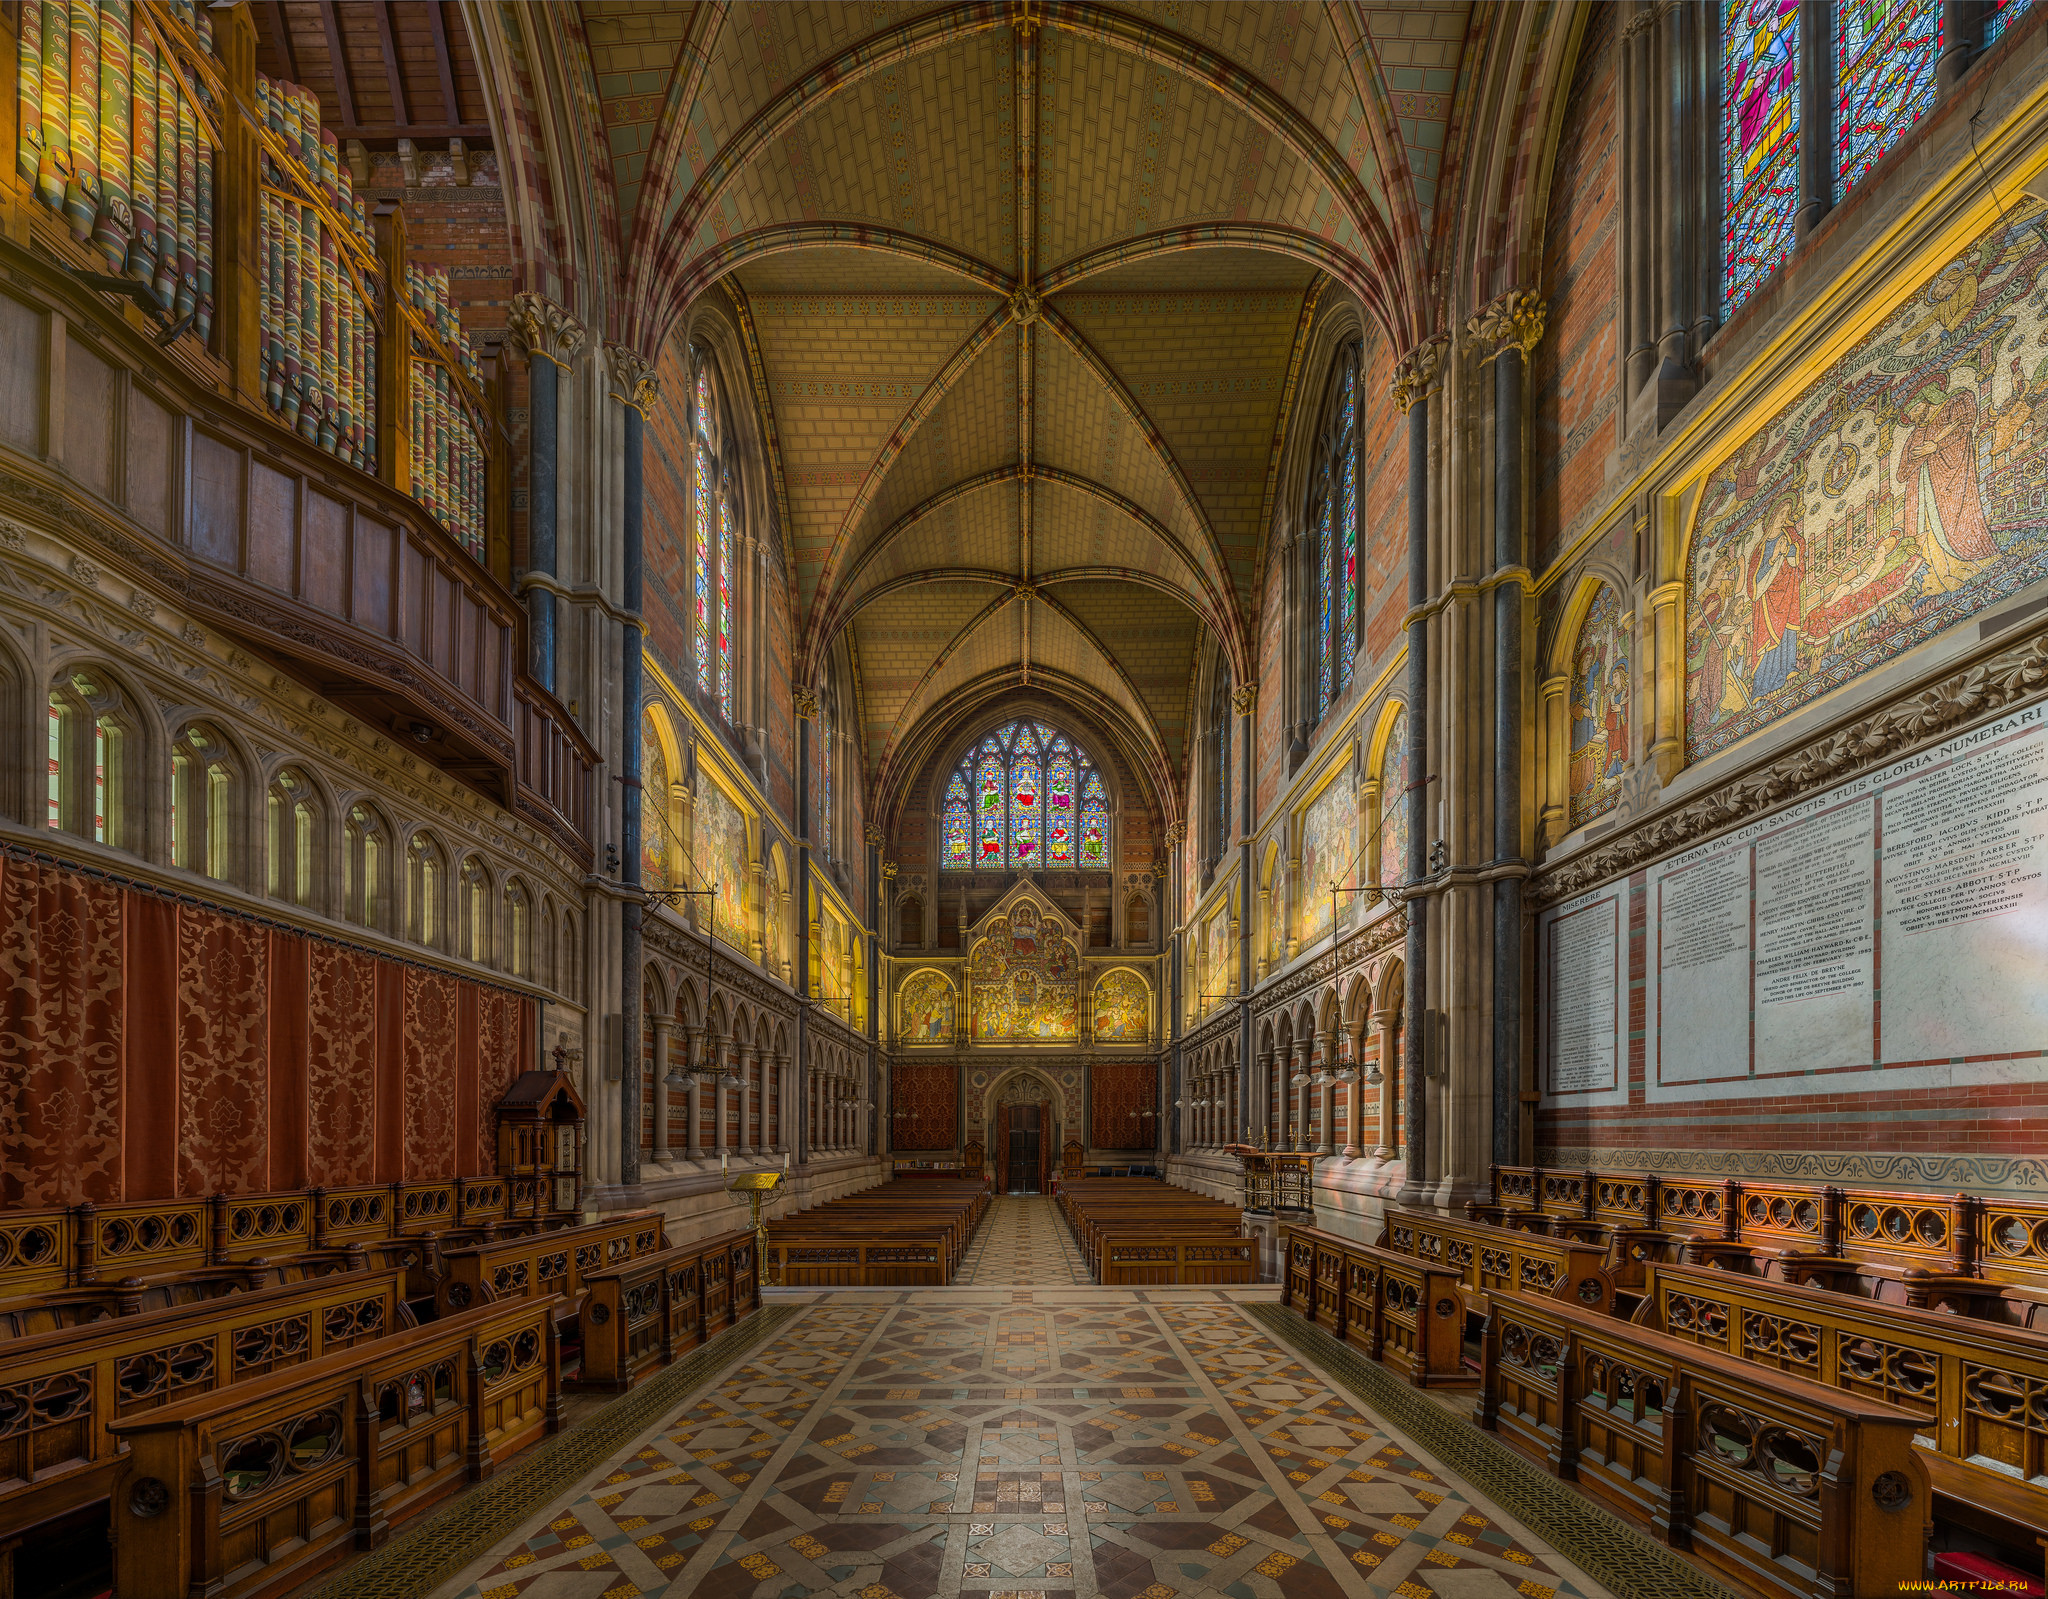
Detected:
left=692, top=350, right=738, bottom=724
left=1723, top=0, right=1801, bottom=314
left=1992, top=0, right=2035, bottom=41
left=943, top=721, right=1108, bottom=871
left=1310, top=344, right=1360, bottom=720
left=942, top=771, right=972, bottom=867
left=1836, top=1, right=1939, bottom=192
left=1079, top=772, right=1108, bottom=866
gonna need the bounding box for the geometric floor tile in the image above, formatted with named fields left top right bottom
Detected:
left=956, top=1196, right=1091, bottom=1285
left=427, top=1284, right=1626, bottom=1599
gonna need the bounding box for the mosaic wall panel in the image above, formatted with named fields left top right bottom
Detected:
left=1568, top=582, right=1632, bottom=827
left=898, top=968, right=956, bottom=1045
left=1090, top=968, right=1150, bottom=1043
left=693, top=777, right=750, bottom=951
left=969, top=902, right=1079, bottom=1042
left=1686, top=210, right=2048, bottom=759
left=1298, top=765, right=1358, bottom=946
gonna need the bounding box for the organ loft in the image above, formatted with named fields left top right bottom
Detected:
left=0, top=3, right=2042, bottom=1597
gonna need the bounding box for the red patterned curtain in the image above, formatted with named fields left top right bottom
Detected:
left=0, top=852, right=534, bottom=1205
left=1090, top=1062, right=1157, bottom=1151
left=893, top=1062, right=958, bottom=1150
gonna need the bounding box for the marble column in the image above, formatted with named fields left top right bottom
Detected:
left=1314, top=1032, right=1336, bottom=1157
left=713, top=1036, right=730, bottom=1155
left=1343, top=1021, right=1367, bottom=1159
left=651, top=1018, right=673, bottom=1161
left=684, top=1026, right=705, bottom=1158
left=1293, top=1041, right=1313, bottom=1153
left=1371, top=1008, right=1397, bottom=1159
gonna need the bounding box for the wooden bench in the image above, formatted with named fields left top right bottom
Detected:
left=433, top=1211, right=666, bottom=1324
left=0, top=1268, right=411, bottom=1550
left=1099, top=1235, right=1257, bottom=1285
left=1477, top=1285, right=1929, bottom=1599
left=1378, top=1205, right=1617, bottom=1316
left=1057, top=1177, right=1249, bottom=1284
left=577, top=1228, right=762, bottom=1391
left=1282, top=1226, right=1468, bottom=1386
left=105, top=1293, right=560, bottom=1599
left=766, top=1179, right=989, bottom=1286
left=1637, top=1259, right=2048, bottom=1545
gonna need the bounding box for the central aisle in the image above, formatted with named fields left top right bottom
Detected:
left=955, top=1195, right=1092, bottom=1285
left=433, top=1287, right=1613, bottom=1599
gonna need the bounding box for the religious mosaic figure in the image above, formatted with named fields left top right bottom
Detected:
left=969, top=904, right=1080, bottom=1041
left=898, top=969, right=954, bottom=1044
left=1092, top=969, right=1150, bottom=1042
left=1568, top=584, right=1632, bottom=826
left=1686, top=213, right=2048, bottom=759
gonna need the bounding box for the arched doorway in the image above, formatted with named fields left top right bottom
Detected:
left=993, top=1071, right=1055, bottom=1194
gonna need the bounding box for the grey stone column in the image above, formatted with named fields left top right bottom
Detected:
left=773, top=1053, right=791, bottom=1153
left=1342, top=1020, right=1366, bottom=1158
left=1314, top=1032, right=1336, bottom=1157
left=713, top=1037, right=730, bottom=1155
left=742, top=1046, right=760, bottom=1153
left=507, top=294, right=582, bottom=692
left=1372, top=1008, right=1397, bottom=1159
left=651, top=1017, right=673, bottom=1161
left=1292, top=1041, right=1313, bottom=1153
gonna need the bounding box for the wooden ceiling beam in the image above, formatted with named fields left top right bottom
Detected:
left=263, top=0, right=300, bottom=82
left=338, top=120, right=491, bottom=143
left=427, top=0, right=462, bottom=127
left=375, top=2, right=412, bottom=127
left=319, top=3, right=358, bottom=127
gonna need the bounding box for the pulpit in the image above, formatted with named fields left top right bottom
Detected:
left=1228, top=1147, right=1316, bottom=1215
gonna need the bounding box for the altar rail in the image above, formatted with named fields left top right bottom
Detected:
left=106, top=1293, right=559, bottom=1599
left=1477, top=1286, right=1929, bottom=1599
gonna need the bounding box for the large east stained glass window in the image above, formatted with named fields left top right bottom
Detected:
left=1723, top=0, right=1801, bottom=314
left=1836, top=0, right=1939, bottom=191
left=942, top=721, right=1107, bottom=871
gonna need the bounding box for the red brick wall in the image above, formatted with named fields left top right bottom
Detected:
left=1359, top=333, right=1408, bottom=669
left=1532, top=9, right=1620, bottom=575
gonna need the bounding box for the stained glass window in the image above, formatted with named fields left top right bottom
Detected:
left=1991, top=0, right=2035, bottom=40
left=944, top=721, right=1107, bottom=870
left=1723, top=0, right=1801, bottom=314
left=717, top=482, right=735, bottom=721
left=1311, top=344, right=1360, bottom=720
left=1836, top=0, right=1939, bottom=191
left=1337, top=356, right=1358, bottom=689
left=942, top=772, right=972, bottom=867
left=1080, top=772, right=1107, bottom=866
left=693, top=364, right=714, bottom=699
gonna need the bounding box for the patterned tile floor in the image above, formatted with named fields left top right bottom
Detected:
left=956, top=1197, right=1091, bottom=1286
left=430, top=1288, right=1615, bottom=1599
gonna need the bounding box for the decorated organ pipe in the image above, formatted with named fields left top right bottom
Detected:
left=255, top=70, right=375, bottom=470
left=405, top=261, right=486, bottom=561
left=15, top=0, right=216, bottom=338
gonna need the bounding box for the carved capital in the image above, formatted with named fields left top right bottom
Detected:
left=1231, top=682, right=1257, bottom=717
left=508, top=292, right=586, bottom=369
left=881, top=860, right=899, bottom=881
left=793, top=687, right=820, bottom=721
left=1389, top=335, right=1449, bottom=413
left=605, top=342, right=660, bottom=415
left=864, top=825, right=884, bottom=847
left=1165, top=820, right=1188, bottom=846
left=1465, top=288, right=1547, bottom=360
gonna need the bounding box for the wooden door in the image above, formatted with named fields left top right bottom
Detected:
left=1006, top=1105, right=1042, bottom=1193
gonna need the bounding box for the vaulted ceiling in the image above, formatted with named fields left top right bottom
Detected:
left=481, top=3, right=1485, bottom=819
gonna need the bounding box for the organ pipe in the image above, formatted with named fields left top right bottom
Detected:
left=10, top=2, right=498, bottom=565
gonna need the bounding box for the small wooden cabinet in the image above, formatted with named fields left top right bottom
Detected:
left=495, top=1071, right=588, bottom=1215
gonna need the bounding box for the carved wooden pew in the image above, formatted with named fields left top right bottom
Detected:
left=765, top=1180, right=990, bottom=1286
left=433, top=1211, right=666, bottom=1325
left=1638, top=1260, right=2048, bottom=1541
left=1057, top=1177, right=1247, bottom=1282
left=1099, top=1235, right=1257, bottom=1286
left=1378, top=1205, right=1617, bottom=1316
left=0, top=1269, right=411, bottom=1552
left=577, top=1228, right=762, bottom=1391
left=105, top=1294, right=561, bottom=1599
left=1281, top=1226, right=1468, bottom=1386
left=1478, top=1285, right=1930, bottom=1599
